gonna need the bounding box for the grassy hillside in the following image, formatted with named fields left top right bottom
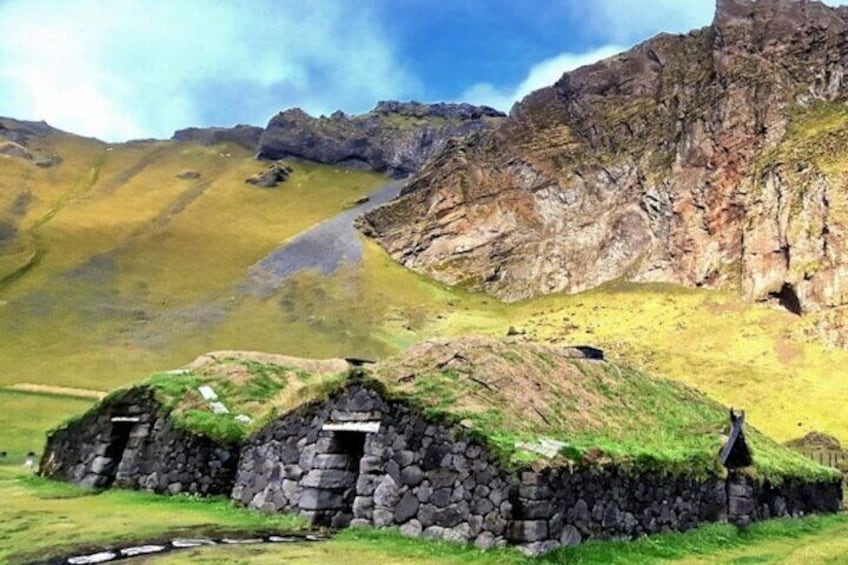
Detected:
left=222, top=243, right=848, bottom=449
left=0, top=133, right=384, bottom=389
left=2, top=130, right=848, bottom=475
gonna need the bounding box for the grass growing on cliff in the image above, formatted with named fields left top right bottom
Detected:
left=0, top=466, right=307, bottom=565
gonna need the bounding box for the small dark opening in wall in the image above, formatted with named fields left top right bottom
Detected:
left=769, top=283, right=802, bottom=315
left=102, top=421, right=134, bottom=488
left=335, top=431, right=367, bottom=467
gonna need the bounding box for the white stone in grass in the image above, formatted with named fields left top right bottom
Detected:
left=68, top=552, right=117, bottom=564
left=209, top=401, right=229, bottom=414
left=268, top=535, right=300, bottom=543
left=171, top=539, right=216, bottom=548
left=235, top=414, right=252, bottom=424
left=221, top=538, right=262, bottom=544
left=120, top=545, right=166, bottom=556
left=515, top=437, right=566, bottom=458
left=198, top=385, right=218, bottom=401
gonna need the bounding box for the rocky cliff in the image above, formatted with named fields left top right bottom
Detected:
left=256, top=101, right=506, bottom=178
left=360, top=0, right=848, bottom=334
left=171, top=124, right=263, bottom=151
left=0, top=117, right=58, bottom=146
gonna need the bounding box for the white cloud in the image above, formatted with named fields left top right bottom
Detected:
left=577, top=0, right=714, bottom=45
left=0, top=0, right=417, bottom=141
left=460, top=45, right=624, bottom=113
left=582, top=0, right=848, bottom=45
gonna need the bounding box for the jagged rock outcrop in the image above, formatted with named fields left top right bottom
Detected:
left=360, top=0, right=848, bottom=333
left=245, top=162, right=293, bottom=188
left=0, top=141, right=32, bottom=160
left=0, top=117, right=57, bottom=146
left=171, top=124, right=264, bottom=151
left=256, top=101, right=506, bottom=178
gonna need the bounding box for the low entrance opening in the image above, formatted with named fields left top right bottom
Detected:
left=335, top=431, right=366, bottom=524
left=312, top=430, right=368, bottom=527
left=334, top=431, right=367, bottom=469
left=101, top=419, right=135, bottom=487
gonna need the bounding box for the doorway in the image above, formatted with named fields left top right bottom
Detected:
left=100, top=420, right=135, bottom=488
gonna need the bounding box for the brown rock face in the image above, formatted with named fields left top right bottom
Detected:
left=361, top=0, right=848, bottom=327
left=257, top=101, right=506, bottom=178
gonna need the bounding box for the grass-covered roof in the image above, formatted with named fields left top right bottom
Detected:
left=111, top=338, right=837, bottom=482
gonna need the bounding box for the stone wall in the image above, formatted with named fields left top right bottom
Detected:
left=507, top=468, right=728, bottom=554
left=232, top=382, right=844, bottom=554
left=40, top=380, right=844, bottom=555
left=726, top=471, right=843, bottom=527
left=510, top=467, right=842, bottom=554
left=232, top=383, right=515, bottom=549
left=40, top=387, right=238, bottom=495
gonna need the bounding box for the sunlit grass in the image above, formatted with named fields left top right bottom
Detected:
left=130, top=515, right=848, bottom=565
left=0, top=466, right=306, bottom=564
left=3, top=131, right=848, bottom=463
left=0, top=389, right=94, bottom=464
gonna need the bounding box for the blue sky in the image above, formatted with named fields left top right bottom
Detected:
left=0, top=1, right=838, bottom=141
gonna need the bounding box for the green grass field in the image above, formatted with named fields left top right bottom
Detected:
left=137, top=519, right=848, bottom=565
left=0, top=390, right=94, bottom=464
left=0, top=466, right=306, bottom=564
left=3, top=133, right=848, bottom=450
left=2, top=132, right=848, bottom=563
left=2, top=464, right=847, bottom=565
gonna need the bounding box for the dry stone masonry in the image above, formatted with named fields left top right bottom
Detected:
left=230, top=382, right=842, bottom=554
left=41, top=379, right=843, bottom=555
left=40, top=388, right=238, bottom=495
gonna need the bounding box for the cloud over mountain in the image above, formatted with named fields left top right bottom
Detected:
left=0, top=0, right=416, bottom=141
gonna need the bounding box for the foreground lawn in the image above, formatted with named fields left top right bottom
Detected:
left=1, top=458, right=845, bottom=564
left=135, top=515, right=848, bottom=564
left=0, top=467, right=306, bottom=564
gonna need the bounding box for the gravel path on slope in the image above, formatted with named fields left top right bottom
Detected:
left=244, top=181, right=401, bottom=295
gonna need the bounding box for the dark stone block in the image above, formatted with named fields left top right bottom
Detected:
left=433, top=505, right=465, bottom=528
left=729, top=496, right=755, bottom=517
left=519, top=485, right=553, bottom=500
left=430, top=468, right=458, bottom=488
left=313, top=454, right=354, bottom=470
left=394, top=450, right=416, bottom=467
left=418, top=504, right=436, bottom=527
left=430, top=488, right=452, bottom=508
left=301, top=469, right=356, bottom=489
left=517, top=499, right=554, bottom=520
left=297, top=488, right=345, bottom=511
left=359, top=455, right=383, bottom=474
left=401, top=465, right=425, bottom=487
left=395, top=491, right=420, bottom=523
left=472, top=498, right=495, bottom=515
left=508, top=520, right=548, bottom=542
